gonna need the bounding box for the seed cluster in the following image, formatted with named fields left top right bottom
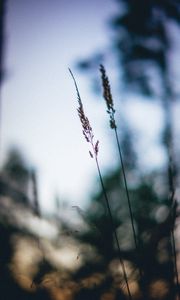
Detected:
left=69, top=68, right=99, bottom=158
left=99, top=64, right=116, bottom=129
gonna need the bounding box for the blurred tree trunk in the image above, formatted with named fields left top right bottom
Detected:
left=0, top=0, right=6, bottom=90
left=0, top=0, right=6, bottom=162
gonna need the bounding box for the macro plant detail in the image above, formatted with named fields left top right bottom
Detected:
left=69, top=68, right=133, bottom=300
left=69, top=64, right=180, bottom=299
left=1, top=1, right=180, bottom=299
left=99, top=64, right=116, bottom=130
left=69, top=68, right=99, bottom=159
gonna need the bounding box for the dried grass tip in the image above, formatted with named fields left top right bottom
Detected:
left=69, top=68, right=99, bottom=157
left=99, top=64, right=116, bottom=129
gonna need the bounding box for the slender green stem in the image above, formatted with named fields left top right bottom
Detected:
left=171, top=229, right=180, bottom=299
left=168, top=154, right=180, bottom=299
left=170, top=193, right=180, bottom=299
left=95, top=156, right=132, bottom=300
left=114, top=128, right=138, bottom=251
left=99, top=64, right=142, bottom=284
left=114, top=128, right=144, bottom=282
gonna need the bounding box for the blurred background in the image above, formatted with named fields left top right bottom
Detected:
left=1, top=0, right=118, bottom=212
left=1, top=0, right=180, bottom=299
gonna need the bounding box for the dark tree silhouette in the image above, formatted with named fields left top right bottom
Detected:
left=0, top=148, right=55, bottom=300
left=64, top=169, right=177, bottom=299
left=0, top=0, right=6, bottom=163
left=1, top=148, right=30, bottom=195
left=74, top=3, right=180, bottom=297
left=0, top=0, right=6, bottom=90
left=79, top=0, right=180, bottom=181
left=111, top=0, right=180, bottom=180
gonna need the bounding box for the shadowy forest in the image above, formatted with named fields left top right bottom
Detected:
left=1, top=0, right=180, bottom=299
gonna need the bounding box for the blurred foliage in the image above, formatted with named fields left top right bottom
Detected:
left=111, top=0, right=180, bottom=96
left=0, top=147, right=178, bottom=299
left=0, top=149, right=55, bottom=300
left=71, top=2, right=180, bottom=292
left=2, top=148, right=30, bottom=192
left=64, top=163, right=178, bottom=299
left=78, top=0, right=180, bottom=98
left=78, top=0, right=180, bottom=170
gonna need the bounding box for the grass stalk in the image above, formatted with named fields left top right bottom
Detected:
left=168, top=155, right=180, bottom=299
left=69, top=68, right=132, bottom=300
left=171, top=229, right=179, bottom=299
left=114, top=127, right=139, bottom=252
left=95, top=156, right=132, bottom=299
left=99, top=65, right=143, bottom=281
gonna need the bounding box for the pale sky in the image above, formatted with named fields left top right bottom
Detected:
left=1, top=0, right=119, bottom=212
left=2, top=0, right=172, bottom=213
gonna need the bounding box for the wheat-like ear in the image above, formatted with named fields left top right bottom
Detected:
left=69, top=68, right=99, bottom=159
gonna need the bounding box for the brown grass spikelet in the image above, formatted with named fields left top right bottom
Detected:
left=69, top=68, right=99, bottom=158
left=99, top=64, right=116, bottom=129
left=95, top=140, right=99, bottom=156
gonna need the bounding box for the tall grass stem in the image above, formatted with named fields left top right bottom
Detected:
left=114, top=128, right=139, bottom=252
left=168, top=153, right=180, bottom=299
left=99, top=64, right=143, bottom=283
left=69, top=68, right=133, bottom=300
left=95, top=156, right=132, bottom=300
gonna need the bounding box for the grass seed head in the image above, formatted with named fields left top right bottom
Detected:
left=69, top=68, right=99, bottom=158
left=99, top=64, right=116, bottom=129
